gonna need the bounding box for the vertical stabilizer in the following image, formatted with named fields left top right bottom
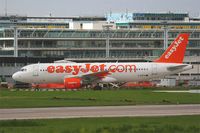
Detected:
left=154, top=33, right=189, bottom=63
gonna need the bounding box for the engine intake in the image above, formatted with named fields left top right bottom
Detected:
left=64, top=78, right=82, bottom=89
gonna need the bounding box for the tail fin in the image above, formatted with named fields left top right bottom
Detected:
left=154, top=33, right=189, bottom=63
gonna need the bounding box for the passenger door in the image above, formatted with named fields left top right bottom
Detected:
left=33, top=64, right=39, bottom=76
left=151, top=64, right=157, bottom=77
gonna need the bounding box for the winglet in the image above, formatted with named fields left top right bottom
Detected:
left=154, top=33, right=189, bottom=63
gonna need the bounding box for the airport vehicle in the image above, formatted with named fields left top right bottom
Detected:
left=12, top=33, right=192, bottom=89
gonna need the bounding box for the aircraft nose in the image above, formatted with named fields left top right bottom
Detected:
left=12, top=72, right=17, bottom=80
left=12, top=72, right=21, bottom=81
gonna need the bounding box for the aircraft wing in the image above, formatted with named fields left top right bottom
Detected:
left=65, top=71, right=111, bottom=83
left=167, top=64, right=188, bottom=71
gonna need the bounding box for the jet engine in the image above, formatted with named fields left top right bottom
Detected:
left=64, top=78, right=82, bottom=89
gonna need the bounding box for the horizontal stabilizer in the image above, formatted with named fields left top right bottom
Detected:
left=167, top=65, right=188, bottom=71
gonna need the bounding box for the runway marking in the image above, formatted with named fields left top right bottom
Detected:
left=153, top=90, right=200, bottom=93
left=0, top=104, right=200, bottom=120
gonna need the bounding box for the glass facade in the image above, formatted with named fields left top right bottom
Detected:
left=116, top=22, right=200, bottom=29
left=0, top=14, right=200, bottom=60
left=106, top=12, right=188, bottom=22
left=0, top=28, right=200, bottom=59
left=132, top=13, right=188, bottom=21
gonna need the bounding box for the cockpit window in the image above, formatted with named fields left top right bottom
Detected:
left=21, top=68, right=27, bottom=71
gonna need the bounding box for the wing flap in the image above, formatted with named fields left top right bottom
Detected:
left=65, top=71, right=111, bottom=83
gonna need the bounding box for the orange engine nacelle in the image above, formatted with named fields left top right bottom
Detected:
left=64, top=78, right=82, bottom=89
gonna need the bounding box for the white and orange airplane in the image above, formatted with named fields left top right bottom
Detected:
left=12, top=33, right=192, bottom=89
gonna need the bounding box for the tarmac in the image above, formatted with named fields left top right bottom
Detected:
left=0, top=104, right=200, bottom=120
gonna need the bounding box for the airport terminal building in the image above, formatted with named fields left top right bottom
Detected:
left=0, top=12, right=200, bottom=85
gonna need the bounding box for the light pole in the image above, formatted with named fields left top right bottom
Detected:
left=103, top=24, right=113, bottom=58
left=13, top=26, right=18, bottom=57
left=163, top=26, right=169, bottom=50
left=161, top=21, right=169, bottom=50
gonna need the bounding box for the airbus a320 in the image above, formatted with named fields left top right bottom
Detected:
left=12, top=33, right=193, bottom=89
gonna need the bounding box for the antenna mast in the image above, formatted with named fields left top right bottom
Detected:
left=5, top=0, right=8, bottom=16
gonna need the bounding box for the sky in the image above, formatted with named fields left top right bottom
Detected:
left=0, top=0, right=199, bottom=17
